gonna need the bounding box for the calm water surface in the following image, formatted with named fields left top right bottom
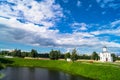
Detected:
left=0, top=67, right=91, bottom=80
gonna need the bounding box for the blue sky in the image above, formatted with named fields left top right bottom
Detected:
left=0, top=0, right=120, bottom=54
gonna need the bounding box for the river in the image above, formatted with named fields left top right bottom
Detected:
left=0, top=67, right=91, bottom=80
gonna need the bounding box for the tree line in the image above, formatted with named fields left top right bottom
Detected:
left=0, top=48, right=118, bottom=62
left=0, top=49, right=38, bottom=58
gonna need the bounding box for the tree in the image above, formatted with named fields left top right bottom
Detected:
left=91, top=51, right=99, bottom=60
left=111, top=53, right=117, bottom=62
left=0, top=62, right=4, bottom=70
left=21, top=52, right=29, bottom=58
left=29, top=49, right=38, bottom=58
left=49, top=49, right=61, bottom=60
left=49, top=49, right=55, bottom=60
left=78, top=54, right=91, bottom=60
left=71, top=49, right=78, bottom=62
left=64, top=52, right=71, bottom=60
left=0, top=51, right=9, bottom=55
left=11, top=49, right=21, bottom=57
left=16, top=49, right=21, bottom=57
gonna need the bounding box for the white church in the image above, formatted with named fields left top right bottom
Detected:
left=99, top=46, right=113, bottom=62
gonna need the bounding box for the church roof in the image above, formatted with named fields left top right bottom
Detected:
left=103, top=46, right=107, bottom=48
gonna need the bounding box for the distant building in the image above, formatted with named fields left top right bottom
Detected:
left=99, top=46, right=113, bottom=62
left=66, top=58, right=71, bottom=62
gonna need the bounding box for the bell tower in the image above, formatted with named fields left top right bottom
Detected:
left=103, top=46, right=107, bottom=52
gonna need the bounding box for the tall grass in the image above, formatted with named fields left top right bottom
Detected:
left=2, top=58, right=120, bottom=80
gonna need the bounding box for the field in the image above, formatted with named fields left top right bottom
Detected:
left=1, top=58, right=120, bottom=80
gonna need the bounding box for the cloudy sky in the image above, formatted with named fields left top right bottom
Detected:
left=0, top=0, right=120, bottom=54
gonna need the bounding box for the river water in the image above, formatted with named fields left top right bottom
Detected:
left=0, top=67, right=91, bottom=80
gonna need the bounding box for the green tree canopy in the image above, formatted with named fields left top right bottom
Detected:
left=91, top=51, right=99, bottom=60
left=64, top=52, right=71, bottom=60
left=11, top=49, right=21, bottom=57
left=71, top=48, right=78, bottom=62
left=29, top=49, right=38, bottom=58
left=49, top=49, right=61, bottom=60
left=111, top=53, right=117, bottom=62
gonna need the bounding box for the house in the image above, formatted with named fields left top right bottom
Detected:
left=99, top=46, right=113, bottom=62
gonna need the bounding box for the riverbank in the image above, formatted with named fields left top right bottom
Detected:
left=0, top=62, right=5, bottom=79
left=0, top=73, right=5, bottom=79
left=1, top=58, right=120, bottom=80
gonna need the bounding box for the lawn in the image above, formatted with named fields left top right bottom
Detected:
left=1, top=58, right=120, bottom=80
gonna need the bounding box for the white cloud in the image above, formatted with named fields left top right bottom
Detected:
left=101, top=41, right=120, bottom=47
left=111, top=20, right=120, bottom=27
left=0, top=0, right=63, bottom=28
left=71, top=22, right=88, bottom=31
left=77, top=1, right=81, bottom=7
left=1, top=17, right=120, bottom=53
left=0, top=17, right=100, bottom=48
left=0, top=0, right=120, bottom=54
left=91, top=19, right=120, bottom=36
left=91, top=29, right=120, bottom=36
left=96, top=0, right=120, bottom=9
left=62, top=0, right=69, bottom=3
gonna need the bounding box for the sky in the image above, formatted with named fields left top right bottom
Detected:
left=0, top=0, right=120, bottom=54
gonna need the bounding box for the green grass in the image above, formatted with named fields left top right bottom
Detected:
left=1, top=58, right=120, bottom=80
left=0, top=74, right=5, bottom=79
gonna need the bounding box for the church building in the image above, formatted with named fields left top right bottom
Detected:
left=99, top=46, right=113, bottom=62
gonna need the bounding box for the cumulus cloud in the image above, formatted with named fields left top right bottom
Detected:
left=0, top=17, right=59, bottom=46
left=96, top=0, right=120, bottom=9
left=0, top=0, right=65, bottom=47
left=2, top=16, right=120, bottom=48
left=71, top=22, right=88, bottom=31
left=0, top=0, right=63, bottom=28
left=0, top=0, right=120, bottom=54
left=0, top=17, right=101, bottom=48
left=91, top=19, right=120, bottom=36
left=111, top=20, right=120, bottom=27
left=92, top=29, right=120, bottom=36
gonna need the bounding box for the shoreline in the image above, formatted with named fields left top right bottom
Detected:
left=0, top=73, right=5, bottom=79
left=1, top=58, right=120, bottom=80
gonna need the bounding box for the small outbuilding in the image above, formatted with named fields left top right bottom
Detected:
left=66, top=58, right=71, bottom=62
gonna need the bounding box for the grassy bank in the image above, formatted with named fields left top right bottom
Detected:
left=1, top=58, right=120, bottom=80
left=0, top=62, right=5, bottom=79
left=0, top=73, right=5, bottom=79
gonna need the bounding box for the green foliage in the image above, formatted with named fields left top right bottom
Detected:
left=111, top=53, right=117, bottom=62
left=0, top=62, right=5, bottom=70
left=49, top=49, right=61, bottom=60
left=21, top=52, right=29, bottom=58
left=91, top=51, right=99, bottom=60
left=78, top=54, right=91, bottom=60
left=64, top=52, right=71, bottom=60
left=0, top=51, right=9, bottom=55
left=0, top=73, right=5, bottom=79
left=11, top=49, right=21, bottom=57
left=71, top=49, right=78, bottom=62
left=2, top=58, right=120, bottom=80
left=29, top=49, right=38, bottom=58
left=37, top=53, right=49, bottom=58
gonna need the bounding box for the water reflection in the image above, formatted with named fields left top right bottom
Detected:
left=0, top=67, right=91, bottom=80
